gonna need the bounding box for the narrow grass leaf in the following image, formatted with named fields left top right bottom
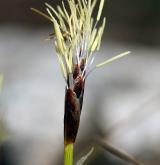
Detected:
left=76, top=147, right=94, bottom=165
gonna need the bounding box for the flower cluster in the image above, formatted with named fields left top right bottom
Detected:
left=31, top=0, right=130, bottom=144
left=32, top=0, right=106, bottom=83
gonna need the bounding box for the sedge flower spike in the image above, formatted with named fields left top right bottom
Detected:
left=31, top=0, right=130, bottom=164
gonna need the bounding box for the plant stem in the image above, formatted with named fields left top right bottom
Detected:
left=64, top=143, right=74, bottom=165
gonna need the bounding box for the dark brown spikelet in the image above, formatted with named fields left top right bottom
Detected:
left=74, top=75, right=85, bottom=112
left=64, top=75, right=85, bottom=144
left=80, top=59, right=85, bottom=72
left=64, top=88, right=80, bottom=144
left=74, top=76, right=84, bottom=98
left=64, top=59, right=86, bottom=144
left=73, top=64, right=80, bottom=80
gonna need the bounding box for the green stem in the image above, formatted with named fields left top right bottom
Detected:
left=64, top=143, right=74, bottom=165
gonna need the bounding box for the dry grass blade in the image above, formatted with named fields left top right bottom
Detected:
left=96, top=138, right=144, bottom=165
left=76, top=147, right=94, bottom=165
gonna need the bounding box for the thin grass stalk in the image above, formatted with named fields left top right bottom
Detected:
left=64, top=143, right=74, bottom=165
left=96, top=138, right=143, bottom=165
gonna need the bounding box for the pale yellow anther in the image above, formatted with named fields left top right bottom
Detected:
left=32, top=0, right=107, bottom=78
left=97, top=0, right=105, bottom=21
left=96, top=51, right=131, bottom=68
left=30, top=8, right=53, bottom=22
